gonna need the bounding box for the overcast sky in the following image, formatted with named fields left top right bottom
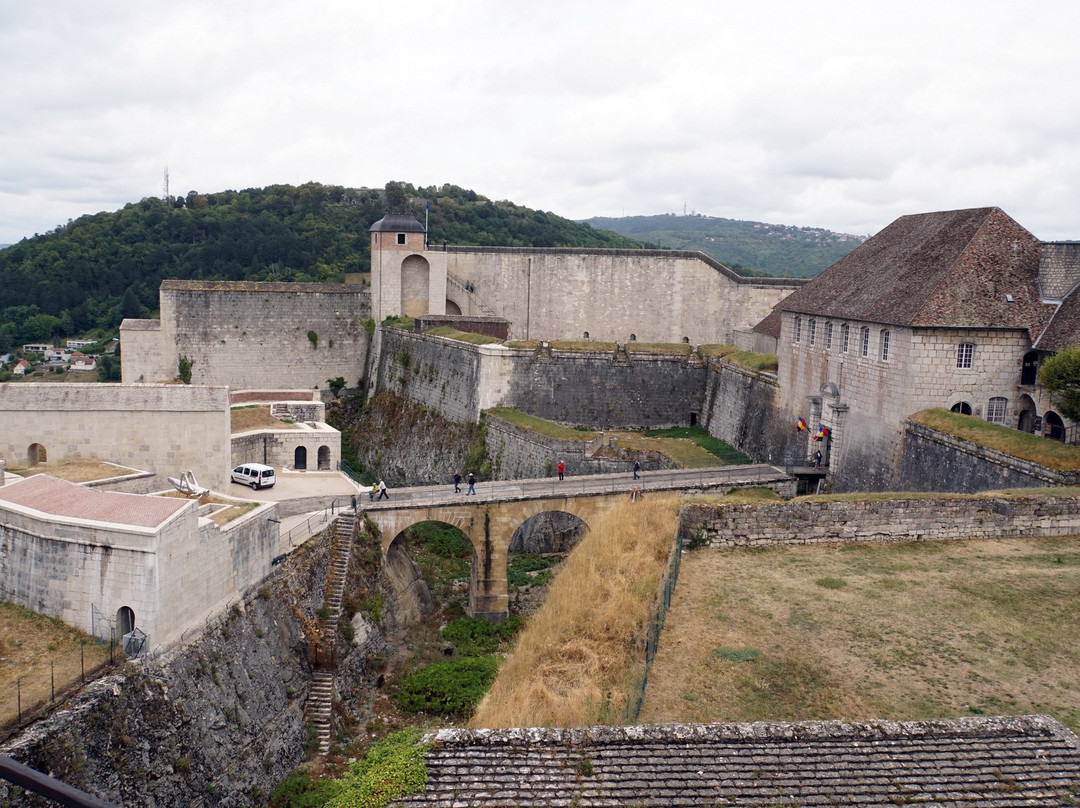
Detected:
left=2, top=1, right=1078, bottom=245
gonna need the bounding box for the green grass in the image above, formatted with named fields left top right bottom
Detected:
left=644, top=426, right=750, bottom=464
left=395, top=656, right=500, bottom=716
left=506, top=554, right=559, bottom=590
left=405, top=522, right=472, bottom=609
left=484, top=408, right=598, bottom=441
left=624, top=342, right=693, bottom=355
left=699, top=344, right=778, bottom=372
left=423, top=326, right=503, bottom=345
left=910, top=408, right=1080, bottom=472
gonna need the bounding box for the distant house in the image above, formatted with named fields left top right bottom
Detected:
left=44, top=347, right=71, bottom=363
left=772, top=207, right=1080, bottom=487
left=21, top=343, right=50, bottom=354
left=65, top=339, right=95, bottom=349
left=12, top=359, right=31, bottom=376
left=69, top=352, right=97, bottom=371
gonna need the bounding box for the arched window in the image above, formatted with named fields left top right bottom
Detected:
left=841, top=324, right=850, bottom=353
left=794, top=316, right=802, bottom=343
left=682, top=336, right=690, bottom=344
left=951, top=401, right=972, bottom=415
left=957, top=343, right=974, bottom=369
left=629, top=333, right=637, bottom=341
left=825, top=322, right=833, bottom=350
left=986, top=396, right=1008, bottom=424
left=860, top=327, right=870, bottom=357
left=809, top=319, right=817, bottom=346
left=880, top=330, right=891, bottom=361
left=583, top=331, right=590, bottom=340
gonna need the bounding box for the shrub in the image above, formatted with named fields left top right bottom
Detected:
left=442, top=616, right=524, bottom=656
left=325, top=728, right=428, bottom=808
left=395, top=656, right=500, bottom=716
left=178, top=355, right=194, bottom=384
left=307, top=330, right=318, bottom=349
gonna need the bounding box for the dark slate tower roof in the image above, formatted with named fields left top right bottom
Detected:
left=395, top=717, right=1080, bottom=807
left=776, top=207, right=1054, bottom=337
left=369, top=213, right=425, bottom=233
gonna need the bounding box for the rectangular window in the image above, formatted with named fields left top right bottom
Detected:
left=397, top=233, right=406, bottom=245
left=880, top=330, right=891, bottom=361
left=825, top=322, right=833, bottom=350
left=957, top=343, right=974, bottom=368
left=860, top=327, right=870, bottom=357
left=841, top=324, right=849, bottom=353
left=794, top=316, right=802, bottom=343
left=809, top=319, right=817, bottom=346
left=987, top=396, right=1007, bottom=424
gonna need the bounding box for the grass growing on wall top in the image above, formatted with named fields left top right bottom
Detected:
left=504, top=339, right=619, bottom=351
left=485, top=408, right=599, bottom=441
left=624, top=342, right=693, bottom=355
left=422, top=326, right=503, bottom=345
left=469, top=495, right=679, bottom=728
left=910, top=408, right=1080, bottom=471
left=699, top=344, right=778, bottom=372
left=644, top=426, right=751, bottom=465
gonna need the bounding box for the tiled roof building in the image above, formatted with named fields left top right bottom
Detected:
left=398, top=716, right=1080, bottom=806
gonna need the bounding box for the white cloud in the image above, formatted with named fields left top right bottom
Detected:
left=1, top=0, right=1079, bottom=244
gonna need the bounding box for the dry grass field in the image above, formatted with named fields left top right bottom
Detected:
left=0, top=602, right=113, bottom=734
left=470, top=496, right=680, bottom=728
left=230, top=405, right=300, bottom=433
left=639, top=536, right=1080, bottom=733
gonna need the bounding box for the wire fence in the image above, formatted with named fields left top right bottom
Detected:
left=623, top=529, right=684, bottom=723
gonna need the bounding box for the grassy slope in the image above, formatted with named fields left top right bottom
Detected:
left=911, top=408, right=1080, bottom=471
left=470, top=496, right=679, bottom=728
left=640, top=536, right=1080, bottom=732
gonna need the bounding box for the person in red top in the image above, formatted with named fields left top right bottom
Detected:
left=557, top=461, right=565, bottom=481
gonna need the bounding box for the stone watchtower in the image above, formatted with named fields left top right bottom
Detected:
left=369, top=213, right=448, bottom=324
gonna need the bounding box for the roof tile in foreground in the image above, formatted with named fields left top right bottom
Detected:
left=0, top=475, right=188, bottom=528
left=396, top=716, right=1080, bottom=807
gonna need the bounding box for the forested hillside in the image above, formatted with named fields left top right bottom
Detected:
left=585, top=214, right=864, bottom=277
left=0, top=182, right=641, bottom=350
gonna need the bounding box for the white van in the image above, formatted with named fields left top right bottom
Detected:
left=230, top=463, right=276, bottom=490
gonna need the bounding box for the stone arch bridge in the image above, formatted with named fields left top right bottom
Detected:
left=361, top=466, right=793, bottom=618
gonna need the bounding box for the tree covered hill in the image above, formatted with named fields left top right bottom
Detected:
left=0, top=182, right=643, bottom=350
left=585, top=214, right=865, bottom=278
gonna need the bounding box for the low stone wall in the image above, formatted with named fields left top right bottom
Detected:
left=679, top=494, right=1080, bottom=549
left=897, top=422, right=1080, bottom=492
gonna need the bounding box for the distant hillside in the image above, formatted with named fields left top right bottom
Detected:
left=585, top=214, right=864, bottom=278
left=0, top=182, right=642, bottom=351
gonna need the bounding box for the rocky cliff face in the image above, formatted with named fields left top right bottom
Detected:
left=0, top=523, right=387, bottom=808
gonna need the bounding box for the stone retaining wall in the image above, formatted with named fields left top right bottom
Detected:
left=679, top=494, right=1080, bottom=549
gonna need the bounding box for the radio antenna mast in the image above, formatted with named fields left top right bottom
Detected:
left=163, top=165, right=170, bottom=205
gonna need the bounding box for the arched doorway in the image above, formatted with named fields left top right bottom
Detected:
left=1046, top=411, right=1066, bottom=442
left=116, top=606, right=135, bottom=637
left=294, top=446, right=307, bottom=470
left=445, top=298, right=462, bottom=315
left=1017, top=394, right=1037, bottom=433
left=27, top=443, right=47, bottom=466
left=317, top=445, right=330, bottom=470
left=1021, top=351, right=1039, bottom=385
left=400, top=255, right=431, bottom=317
left=951, top=402, right=973, bottom=415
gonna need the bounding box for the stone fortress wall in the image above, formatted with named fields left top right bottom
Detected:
left=441, top=247, right=800, bottom=345
left=0, top=383, right=233, bottom=491
left=121, top=280, right=373, bottom=391
left=375, top=328, right=709, bottom=429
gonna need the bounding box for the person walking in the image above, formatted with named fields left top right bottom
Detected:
left=453, top=470, right=462, bottom=493
left=376, top=479, right=389, bottom=500
left=633, top=460, right=640, bottom=480
left=369, top=482, right=377, bottom=501
left=557, top=460, right=565, bottom=481
left=466, top=472, right=476, bottom=495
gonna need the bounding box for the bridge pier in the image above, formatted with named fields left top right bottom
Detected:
left=468, top=507, right=509, bottom=620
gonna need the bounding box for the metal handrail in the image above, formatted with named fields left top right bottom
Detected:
left=0, top=755, right=119, bottom=808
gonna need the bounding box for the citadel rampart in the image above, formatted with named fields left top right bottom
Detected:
left=121, top=280, right=372, bottom=390
left=680, top=493, right=1080, bottom=549
left=375, top=329, right=708, bottom=428
left=441, top=247, right=802, bottom=344
left=0, top=383, right=232, bottom=491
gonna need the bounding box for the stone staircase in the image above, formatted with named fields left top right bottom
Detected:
left=306, top=510, right=356, bottom=757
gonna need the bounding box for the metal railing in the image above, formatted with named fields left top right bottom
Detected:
left=355, top=464, right=787, bottom=510
left=0, top=755, right=119, bottom=807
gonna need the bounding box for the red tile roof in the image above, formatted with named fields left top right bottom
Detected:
left=0, top=475, right=189, bottom=528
